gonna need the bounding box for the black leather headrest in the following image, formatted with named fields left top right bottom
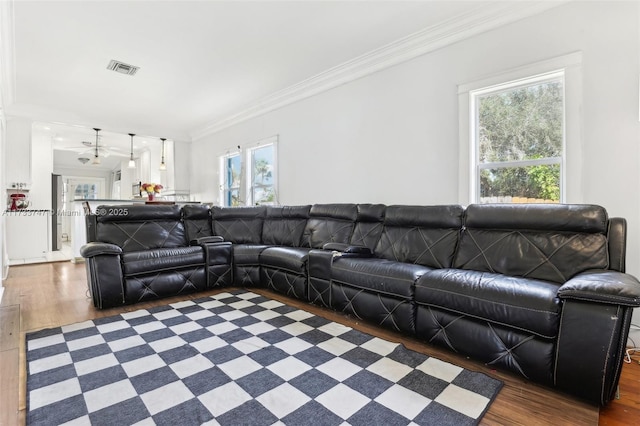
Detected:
left=266, top=205, right=311, bottom=219
left=211, top=206, right=267, bottom=219
left=384, top=205, right=464, bottom=228
left=356, top=204, right=386, bottom=222
left=310, top=204, right=358, bottom=221
left=96, top=205, right=181, bottom=222
left=182, top=204, right=210, bottom=220
left=464, top=203, right=608, bottom=233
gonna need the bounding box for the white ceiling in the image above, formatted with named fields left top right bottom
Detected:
left=4, top=1, right=562, bottom=150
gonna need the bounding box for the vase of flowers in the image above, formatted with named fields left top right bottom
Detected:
left=141, top=183, right=163, bottom=201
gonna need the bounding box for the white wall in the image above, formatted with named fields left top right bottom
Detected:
left=149, top=144, right=162, bottom=186
left=5, top=117, right=31, bottom=188
left=30, top=128, right=54, bottom=251
left=30, top=128, right=54, bottom=210
left=191, top=56, right=461, bottom=206
left=174, top=141, right=191, bottom=193
left=0, top=115, right=6, bottom=280
left=190, top=3, right=640, bottom=272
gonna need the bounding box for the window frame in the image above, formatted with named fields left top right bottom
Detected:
left=220, top=151, right=242, bottom=207
left=471, top=71, right=565, bottom=203
left=458, top=52, right=583, bottom=205
left=219, top=135, right=278, bottom=207
left=248, top=138, right=278, bottom=206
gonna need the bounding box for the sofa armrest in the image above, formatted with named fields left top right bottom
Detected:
left=190, top=238, right=233, bottom=288
left=190, top=236, right=225, bottom=245
left=81, top=243, right=125, bottom=309
left=322, top=242, right=372, bottom=257
left=80, top=242, right=122, bottom=258
left=558, top=270, right=640, bottom=307
left=308, top=249, right=337, bottom=307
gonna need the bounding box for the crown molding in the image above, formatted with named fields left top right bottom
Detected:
left=191, top=1, right=568, bottom=140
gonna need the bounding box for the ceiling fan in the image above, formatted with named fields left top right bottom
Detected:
left=60, top=130, right=129, bottom=160
left=77, top=141, right=128, bottom=159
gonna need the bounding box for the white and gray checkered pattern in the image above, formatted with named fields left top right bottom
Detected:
left=26, top=290, right=502, bottom=425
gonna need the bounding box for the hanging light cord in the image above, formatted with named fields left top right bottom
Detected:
left=160, top=138, right=166, bottom=169
left=129, top=133, right=135, bottom=161
left=93, top=128, right=101, bottom=161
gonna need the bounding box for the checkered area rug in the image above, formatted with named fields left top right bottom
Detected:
left=26, top=290, right=502, bottom=425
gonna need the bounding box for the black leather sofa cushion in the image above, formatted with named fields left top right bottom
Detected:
left=262, top=205, right=310, bottom=246
left=455, top=204, right=609, bottom=283
left=415, top=269, right=561, bottom=338
left=96, top=220, right=188, bottom=252
left=415, top=307, right=555, bottom=385
left=124, top=267, right=207, bottom=304
left=375, top=205, right=463, bottom=268
left=122, top=246, right=205, bottom=276
left=212, top=206, right=266, bottom=244
left=331, top=257, right=431, bottom=298
left=183, top=204, right=213, bottom=241
left=350, top=204, right=385, bottom=251
left=233, top=244, right=271, bottom=265
left=260, top=247, right=311, bottom=274
left=303, top=204, right=358, bottom=249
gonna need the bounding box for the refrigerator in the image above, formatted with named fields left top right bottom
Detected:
left=51, top=174, right=63, bottom=251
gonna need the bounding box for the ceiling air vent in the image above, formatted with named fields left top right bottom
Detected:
left=106, top=60, right=139, bottom=76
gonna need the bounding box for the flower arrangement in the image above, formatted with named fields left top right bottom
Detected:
left=141, top=183, right=163, bottom=200
left=141, top=183, right=163, bottom=194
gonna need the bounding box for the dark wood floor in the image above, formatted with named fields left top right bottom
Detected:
left=1, top=262, right=638, bottom=425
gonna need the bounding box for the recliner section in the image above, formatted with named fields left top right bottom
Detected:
left=81, top=202, right=640, bottom=405
left=327, top=205, right=463, bottom=335
left=308, top=204, right=384, bottom=308
left=261, top=204, right=357, bottom=300
left=211, top=206, right=268, bottom=287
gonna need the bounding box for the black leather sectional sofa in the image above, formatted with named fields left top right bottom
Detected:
left=81, top=202, right=640, bottom=405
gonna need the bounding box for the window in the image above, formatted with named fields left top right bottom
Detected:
left=458, top=52, right=582, bottom=205
left=222, top=153, right=242, bottom=206
left=68, top=178, right=104, bottom=200
left=220, top=136, right=278, bottom=206
left=250, top=144, right=276, bottom=205
left=472, top=72, right=564, bottom=203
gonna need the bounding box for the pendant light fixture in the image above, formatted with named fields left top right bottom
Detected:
left=128, top=133, right=136, bottom=169
left=159, top=138, right=167, bottom=171
left=92, top=128, right=101, bottom=165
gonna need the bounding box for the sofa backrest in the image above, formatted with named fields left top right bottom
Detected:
left=350, top=204, right=386, bottom=251
left=375, top=205, right=464, bottom=268
left=182, top=204, right=212, bottom=241
left=95, top=204, right=187, bottom=252
left=262, top=205, right=311, bottom=246
left=454, top=203, right=610, bottom=283
left=211, top=206, right=266, bottom=244
left=302, top=204, right=358, bottom=249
